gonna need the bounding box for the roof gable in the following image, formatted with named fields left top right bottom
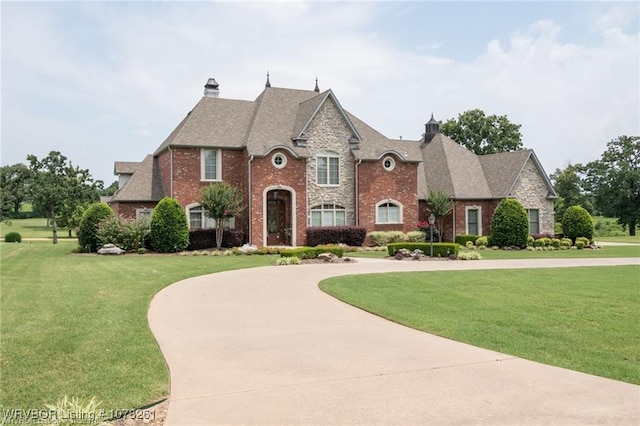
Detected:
left=110, top=155, right=165, bottom=202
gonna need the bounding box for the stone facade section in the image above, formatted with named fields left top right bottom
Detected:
left=359, top=157, right=418, bottom=233
left=305, top=98, right=356, bottom=225
left=509, top=158, right=555, bottom=235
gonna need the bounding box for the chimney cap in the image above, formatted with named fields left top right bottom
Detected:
left=204, top=78, right=219, bottom=89
left=426, top=113, right=438, bottom=125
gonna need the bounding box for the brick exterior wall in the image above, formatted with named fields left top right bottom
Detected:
left=419, top=199, right=499, bottom=242
left=249, top=150, right=307, bottom=246
left=110, top=201, right=158, bottom=220
left=509, top=158, right=555, bottom=235
left=358, top=157, right=418, bottom=233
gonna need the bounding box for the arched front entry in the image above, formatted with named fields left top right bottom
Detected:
left=263, top=186, right=296, bottom=246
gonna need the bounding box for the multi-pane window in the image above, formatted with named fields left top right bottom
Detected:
left=202, top=149, right=220, bottom=181
left=188, top=205, right=234, bottom=230
left=528, top=209, right=540, bottom=235
left=310, top=204, right=346, bottom=227
left=317, top=152, right=339, bottom=185
left=136, top=208, right=153, bottom=222
left=466, top=208, right=479, bottom=235
left=377, top=202, right=401, bottom=224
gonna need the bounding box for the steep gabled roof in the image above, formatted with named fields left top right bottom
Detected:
left=110, top=155, right=165, bottom=202
left=348, top=114, right=422, bottom=162
left=153, top=97, right=256, bottom=156
left=420, top=133, right=492, bottom=199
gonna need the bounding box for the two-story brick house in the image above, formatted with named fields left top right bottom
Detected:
left=108, top=76, right=556, bottom=246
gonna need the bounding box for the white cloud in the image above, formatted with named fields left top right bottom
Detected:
left=1, top=2, right=638, bottom=184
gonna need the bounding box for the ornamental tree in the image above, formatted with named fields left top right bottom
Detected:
left=199, top=182, right=244, bottom=249
left=562, top=205, right=594, bottom=242
left=425, top=188, right=456, bottom=242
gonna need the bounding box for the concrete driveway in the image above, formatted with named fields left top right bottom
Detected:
left=148, top=258, right=640, bottom=425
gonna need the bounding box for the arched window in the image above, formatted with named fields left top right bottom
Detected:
left=376, top=201, right=402, bottom=224
left=310, top=204, right=346, bottom=227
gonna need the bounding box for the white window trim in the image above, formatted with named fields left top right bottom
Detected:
left=465, top=205, right=482, bottom=235
left=309, top=204, right=347, bottom=227
left=527, top=208, right=540, bottom=234
left=135, top=208, right=153, bottom=222
left=375, top=199, right=403, bottom=224
left=316, top=151, right=340, bottom=186
left=272, top=153, right=287, bottom=169
left=201, top=148, right=222, bottom=182
left=382, top=156, right=396, bottom=172
left=186, top=203, right=235, bottom=230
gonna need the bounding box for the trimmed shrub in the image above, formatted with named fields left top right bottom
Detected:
left=275, top=256, right=300, bottom=266
left=576, top=237, right=590, bottom=247
left=527, top=235, right=535, bottom=247
left=561, top=238, right=572, bottom=248
left=306, top=226, right=367, bottom=247
left=78, top=203, right=115, bottom=252
left=550, top=238, right=561, bottom=248
left=575, top=241, right=585, bottom=249
left=475, top=236, right=488, bottom=246
left=489, top=198, right=529, bottom=248
left=388, top=242, right=459, bottom=257
left=4, top=232, right=21, bottom=243
left=534, top=238, right=551, bottom=247
left=457, top=250, right=482, bottom=260
left=187, top=229, right=244, bottom=250
left=368, top=231, right=408, bottom=246
left=149, top=197, right=189, bottom=253
left=562, top=205, right=594, bottom=242
left=407, top=231, right=426, bottom=242
left=455, top=235, right=478, bottom=246
left=280, top=246, right=344, bottom=259
left=97, top=216, right=150, bottom=251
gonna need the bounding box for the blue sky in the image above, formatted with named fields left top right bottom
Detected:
left=2, top=1, right=638, bottom=185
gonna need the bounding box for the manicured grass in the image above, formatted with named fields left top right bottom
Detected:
left=596, top=236, right=640, bottom=244
left=351, top=245, right=640, bottom=259
left=0, top=242, right=277, bottom=412
left=0, top=218, right=75, bottom=240
left=320, top=266, right=640, bottom=385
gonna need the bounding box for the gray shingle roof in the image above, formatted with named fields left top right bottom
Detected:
left=153, top=97, right=256, bottom=156
left=114, top=161, right=140, bottom=175
left=110, top=155, right=165, bottom=202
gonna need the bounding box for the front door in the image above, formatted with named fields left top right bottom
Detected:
left=267, top=199, right=286, bottom=245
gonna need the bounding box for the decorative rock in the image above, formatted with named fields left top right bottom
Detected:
left=318, top=252, right=338, bottom=262
left=239, top=243, right=258, bottom=254
left=98, top=244, right=125, bottom=255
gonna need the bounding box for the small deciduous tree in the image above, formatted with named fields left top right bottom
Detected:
left=550, top=164, right=593, bottom=219
left=27, top=151, right=101, bottom=243
left=149, top=197, right=189, bottom=253
left=425, top=189, right=456, bottom=242
left=440, top=109, right=523, bottom=155
left=489, top=198, right=529, bottom=248
left=199, top=182, right=244, bottom=249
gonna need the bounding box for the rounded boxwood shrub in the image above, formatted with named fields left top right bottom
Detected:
left=562, top=205, right=593, bottom=242
left=4, top=232, right=22, bottom=243
left=78, top=202, right=115, bottom=252
left=149, top=197, right=189, bottom=253
left=489, top=198, right=529, bottom=248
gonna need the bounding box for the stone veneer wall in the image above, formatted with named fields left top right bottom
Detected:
left=304, top=98, right=356, bottom=225
left=509, top=158, right=555, bottom=235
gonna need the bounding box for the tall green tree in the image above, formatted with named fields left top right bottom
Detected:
left=440, top=109, right=523, bottom=155
left=425, top=189, right=456, bottom=242
left=550, top=164, right=593, bottom=219
left=199, top=182, right=244, bottom=249
left=584, top=135, right=639, bottom=236
left=0, top=163, right=31, bottom=220
left=27, top=151, right=101, bottom=243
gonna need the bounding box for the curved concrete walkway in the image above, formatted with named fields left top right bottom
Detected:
left=149, top=258, right=640, bottom=425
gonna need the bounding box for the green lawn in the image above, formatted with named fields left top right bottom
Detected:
left=350, top=245, right=640, bottom=259
left=0, top=218, right=75, bottom=240
left=596, top=236, right=640, bottom=244
left=0, top=242, right=277, bottom=412
left=320, top=266, right=640, bottom=385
